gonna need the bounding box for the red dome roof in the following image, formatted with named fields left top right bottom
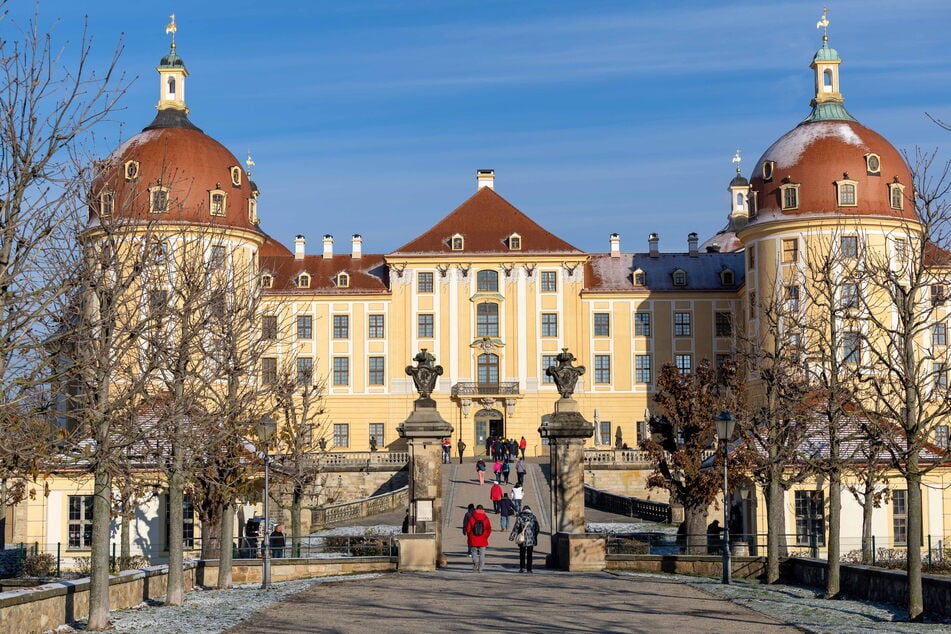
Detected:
left=748, top=119, right=915, bottom=225
left=91, top=119, right=263, bottom=235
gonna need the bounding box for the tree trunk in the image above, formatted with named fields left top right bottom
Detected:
left=766, top=474, right=783, bottom=583
left=291, top=484, right=303, bottom=558
left=684, top=504, right=708, bottom=555
left=217, top=503, right=234, bottom=589
left=861, top=478, right=875, bottom=565
left=200, top=504, right=222, bottom=560
left=86, top=466, right=112, bottom=630
left=826, top=470, right=841, bottom=598
left=166, top=469, right=185, bottom=606
left=120, top=497, right=131, bottom=569
left=906, top=458, right=924, bottom=621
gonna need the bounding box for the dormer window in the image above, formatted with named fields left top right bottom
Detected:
left=336, top=272, right=350, bottom=288
left=149, top=186, right=169, bottom=213
left=865, top=154, right=881, bottom=175
left=451, top=233, right=464, bottom=251
left=261, top=273, right=273, bottom=289
left=297, top=273, right=311, bottom=289
left=99, top=190, right=114, bottom=217
left=836, top=179, right=858, bottom=207
left=780, top=183, right=800, bottom=210
left=672, top=269, right=687, bottom=287
left=762, top=161, right=775, bottom=182
left=720, top=268, right=735, bottom=286
left=124, top=160, right=139, bottom=181
left=889, top=181, right=906, bottom=210
left=509, top=233, right=522, bottom=251
left=248, top=198, right=258, bottom=223
left=209, top=190, right=227, bottom=216
left=633, top=269, right=646, bottom=286
left=230, top=166, right=242, bottom=187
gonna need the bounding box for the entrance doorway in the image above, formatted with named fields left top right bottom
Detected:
left=474, top=408, right=504, bottom=453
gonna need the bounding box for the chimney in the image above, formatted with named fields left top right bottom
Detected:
left=322, top=234, right=333, bottom=260
left=476, top=169, right=495, bottom=190
left=351, top=234, right=363, bottom=259
left=688, top=232, right=698, bottom=257
left=610, top=233, right=620, bottom=258
left=294, top=235, right=305, bottom=261
left=648, top=233, right=659, bottom=258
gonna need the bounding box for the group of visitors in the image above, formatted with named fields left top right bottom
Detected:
left=463, top=502, right=540, bottom=573
left=474, top=455, right=527, bottom=486
left=485, top=435, right=528, bottom=461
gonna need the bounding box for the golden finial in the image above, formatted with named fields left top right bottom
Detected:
left=732, top=149, right=742, bottom=173
left=165, top=13, right=178, bottom=48
left=246, top=151, right=255, bottom=176
left=816, top=8, right=829, bottom=43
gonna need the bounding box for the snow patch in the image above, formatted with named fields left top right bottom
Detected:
left=759, top=121, right=865, bottom=169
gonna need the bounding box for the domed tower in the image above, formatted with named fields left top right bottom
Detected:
left=737, top=12, right=917, bottom=353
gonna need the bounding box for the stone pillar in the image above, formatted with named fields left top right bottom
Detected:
left=397, top=350, right=453, bottom=567
left=540, top=349, right=595, bottom=569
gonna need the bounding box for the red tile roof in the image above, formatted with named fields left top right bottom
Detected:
left=260, top=251, right=389, bottom=295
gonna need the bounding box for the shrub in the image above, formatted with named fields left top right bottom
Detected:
left=20, top=553, right=56, bottom=578
left=71, top=556, right=92, bottom=577
left=117, top=555, right=150, bottom=571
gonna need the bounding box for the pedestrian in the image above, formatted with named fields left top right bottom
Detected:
left=501, top=458, right=511, bottom=484
left=519, top=435, right=527, bottom=459
left=476, top=457, right=486, bottom=485
left=402, top=509, right=411, bottom=533
left=442, top=437, right=452, bottom=464
left=509, top=505, right=540, bottom=573
left=498, top=493, right=515, bottom=531
left=269, top=524, right=286, bottom=558
left=462, top=503, right=476, bottom=558
left=485, top=435, right=492, bottom=459
left=511, top=483, right=524, bottom=511
left=458, top=439, right=467, bottom=464
left=489, top=481, right=503, bottom=513
left=465, top=504, right=492, bottom=572
left=515, top=457, right=526, bottom=487
left=493, top=459, right=503, bottom=483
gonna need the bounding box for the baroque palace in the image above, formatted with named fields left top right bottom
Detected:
left=7, top=17, right=950, bottom=560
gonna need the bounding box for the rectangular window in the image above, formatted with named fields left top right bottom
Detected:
left=893, top=489, right=907, bottom=546
left=838, top=183, right=857, bottom=206
left=933, top=323, right=947, bottom=346
left=297, top=315, right=313, bottom=339
left=164, top=494, right=195, bottom=550
left=675, top=354, right=692, bottom=375
left=782, top=186, right=799, bottom=210
left=841, top=331, right=861, bottom=365
left=417, top=271, right=434, bottom=293
left=840, top=235, right=859, bottom=258
left=262, top=315, right=277, bottom=340
left=594, top=355, right=611, bottom=384
left=417, top=314, right=434, bottom=338
left=934, top=425, right=949, bottom=448
left=261, top=357, right=277, bottom=385
left=674, top=312, right=691, bottom=337
left=932, top=285, right=946, bottom=306
left=782, top=238, right=799, bottom=263
left=151, top=188, right=169, bottom=213
left=715, top=312, right=732, bottom=337
left=540, top=271, right=557, bottom=292
left=895, top=239, right=907, bottom=261
left=715, top=353, right=732, bottom=369
left=599, top=421, right=611, bottom=446
left=369, top=423, right=385, bottom=449
left=476, top=303, right=499, bottom=337
left=785, top=285, right=800, bottom=312
left=368, top=356, right=385, bottom=385
left=68, top=495, right=93, bottom=549
left=368, top=314, right=385, bottom=339
left=635, top=355, right=652, bottom=383
left=333, top=315, right=350, bottom=339
left=209, top=245, right=226, bottom=270
left=541, top=313, right=558, bottom=337
left=594, top=313, right=610, bottom=337
left=634, top=312, right=651, bottom=337
left=211, top=192, right=226, bottom=216
left=841, top=283, right=859, bottom=310
left=296, top=357, right=313, bottom=385
left=542, top=354, right=557, bottom=384
left=333, top=357, right=350, bottom=386
left=795, top=490, right=825, bottom=547
left=333, top=423, right=350, bottom=448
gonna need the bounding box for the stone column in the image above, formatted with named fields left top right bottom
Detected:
left=540, top=349, right=594, bottom=569
left=397, top=350, right=453, bottom=567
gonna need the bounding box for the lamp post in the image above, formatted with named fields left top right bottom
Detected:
left=714, top=411, right=735, bottom=585
left=256, top=415, right=277, bottom=590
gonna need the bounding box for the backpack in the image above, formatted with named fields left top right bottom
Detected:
left=472, top=518, right=486, bottom=537
left=476, top=460, right=486, bottom=471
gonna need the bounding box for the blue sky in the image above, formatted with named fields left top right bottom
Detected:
left=12, top=1, right=951, bottom=254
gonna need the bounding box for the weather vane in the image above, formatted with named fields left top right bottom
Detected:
left=816, top=8, right=829, bottom=42
left=246, top=151, right=255, bottom=176
left=165, top=13, right=178, bottom=47
left=732, top=149, right=742, bottom=173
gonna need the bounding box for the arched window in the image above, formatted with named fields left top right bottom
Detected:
left=890, top=183, right=905, bottom=210
left=336, top=273, right=350, bottom=288
left=836, top=180, right=858, bottom=207
left=672, top=269, right=687, bottom=287
left=451, top=233, right=464, bottom=251
left=476, top=302, right=499, bottom=337
left=735, top=193, right=744, bottom=209
left=477, top=270, right=499, bottom=292
left=167, top=77, right=176, bottom=98
left=478, top=353, right=499, bottom=385
left=823, top=69, right=833, bottom=91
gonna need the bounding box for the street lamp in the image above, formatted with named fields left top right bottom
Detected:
left=714, top=410, right=736, bottom=585
left=256, top=415, right=277, bottom=589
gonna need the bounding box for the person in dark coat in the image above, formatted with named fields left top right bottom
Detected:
left=498, top=493, right=515, bottom=531
left=509, top=506, right=540, bottom=573
left=269, top=524, right=286, bottom=558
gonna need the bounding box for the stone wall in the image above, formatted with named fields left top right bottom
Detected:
left=781, top=557, right=951, bottom=620
left=582, top=464, right=667, bottom=502
left=606, top=554, right=767, bottom=579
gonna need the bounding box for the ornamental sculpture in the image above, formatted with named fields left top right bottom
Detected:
left=406, top=348, right=443, bottom=399
left=546, top=348, right=586, bottom=399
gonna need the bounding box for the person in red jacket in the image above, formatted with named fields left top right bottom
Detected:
left=465, top=504, right=492, bottom=572
left=489, top=482, right=503, bottom=513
